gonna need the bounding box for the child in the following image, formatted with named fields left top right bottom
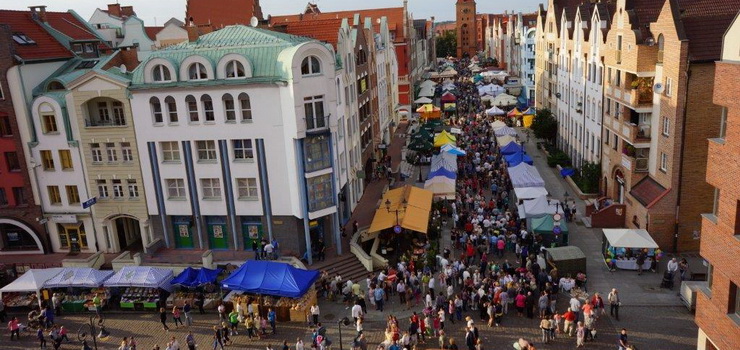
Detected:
left=432, top=314, right=441, bottom=337
left=553, top=313, right=562, bottom=334
left=576, top=321, right=585, bottom=348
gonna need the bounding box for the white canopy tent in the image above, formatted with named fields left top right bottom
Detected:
left=0, top=268, right=64, bottom=307
left=424, top=176, right=456, bottom=199
left=43, top=267, right=115, bottom=288
left=495, top=126, right=518, bottom=137
left=602, top=229, right=659, bottom=249
left=493, top=93, right=518, bottom=106
left=481, top=95, right=495, bottom=103
left=430, top=152, right=458, bottom=172
left=418, top=86, right=435, bottom=97
left=104, top=266, right=175, bottom=292
left=518, top=196, right=564, bottom=219
left=441, top=83, right=456, bottom=91
left=419, top=80, right=437, bottom=88
left=490, top=120, right=507, bottom=129
left=496, top=135, right=517, bottom=147
left=508, top=163, right=545, bottom=188
left=478, top=84, right=504, bottom=96
left=414, top=97, right=433, bottom=104
left=514, top=187, right=549, bottom=200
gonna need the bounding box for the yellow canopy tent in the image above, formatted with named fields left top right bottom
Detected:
left=523, top=114, right=535, bottom=128
left=368, top=185, right=434, bottom=234
left=416, top=104, right=442, bottom=120
left=434, top=131, right=457, bottom=147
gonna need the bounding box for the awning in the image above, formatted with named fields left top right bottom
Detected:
left=522, top=107, right=536, bottom=115
left=531, top=215, right=569, bottom=234
left=602, top=229, right=659, bottom=249
left=171, top=267, right=222, bottom=288
left=507, top=107, right=523, bottom=117
left=493, top=93, right=517, bottom=106
left=513, top=187, right=549, bottom=200
left=221, top=260, right=319, bottom=298
left=520, top=196, right=564, bottom=218
left=629, top=176, right=669, bottom=208
left=1, top=268, right=64, bottom=296
left=419, top=80, right=437, bottom=88
left=104, top=266, right=174, bottom=291
left=441, top=92, right=457, bottom=103
left=368, top=185, right=434, bottom=233
left=43, top=267, right=114, bottom=288
left=424, top=177, right=456, bottom=199
left=508, top=163, right=545, bottom=188
left=428, top=167, right=457, bottom=180
left=434, top=130, right=457, bottom=147
left=441, top=144, right=466, bottom=156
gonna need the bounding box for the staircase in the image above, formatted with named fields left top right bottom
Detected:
left=309, top=254, right=373, bottom=284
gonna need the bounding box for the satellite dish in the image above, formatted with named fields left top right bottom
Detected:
left=249, top=16, right=258, bottom=27
left=653, top=82, right=664, bottom=93
left=119, top=64, right=127, bottom=74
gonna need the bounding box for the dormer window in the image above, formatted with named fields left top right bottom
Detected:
left=301, top=56, right=321, bottom=76
left=226, top=60, right=245, bottom=78
left=152, top=64, right=172, bottom=82
left=188, top=62, right=208, bottom=80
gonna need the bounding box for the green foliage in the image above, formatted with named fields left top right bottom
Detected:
left=436, top=31, right=456, bottom=58
left=572, top=162, right=601, bottom=194
left=547, top=150, right=571, bottom=168
left=531, top=108, right=558, bottom=143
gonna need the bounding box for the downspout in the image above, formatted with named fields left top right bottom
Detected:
left=295, top=140, right=313, bottom=266
left=673, top=67, right=691, bottom=253
left=581, top=54, right=587, bottom=167
left=13, top=55, right=39, bottom=143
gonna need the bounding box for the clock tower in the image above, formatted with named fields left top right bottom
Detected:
left=455, top=0, right=477, bottom=58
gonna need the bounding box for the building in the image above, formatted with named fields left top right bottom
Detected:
left=514, top=13, right=538, bottom=106
left=185, top=0, right=263, bottom=28
left=455, top=0, right=477, bottom=58
left=0, top=9, right=76, bottom=254
left=128, top=26, right=342, bottom=262
left=694, top=10, right=740, bottom=350
left=435, top=22, right=456, bottom=36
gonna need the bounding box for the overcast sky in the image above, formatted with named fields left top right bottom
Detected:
left=4, top=0, right=542, bottom=26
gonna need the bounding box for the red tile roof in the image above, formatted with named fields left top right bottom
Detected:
left=629, top=176, right=670, bottom=208
left=144, top=26, right=164, bottom=41
left=186, top=0, right=263, bottom=28
left=0, top=10, right=72, bottom=61
left=676, top=0, right=740, bottom=62
left=270, top=7, right=406, bottom=42
left=275, top=18, right=343, bottom=47
left=44, top=11, right=100, bottom=41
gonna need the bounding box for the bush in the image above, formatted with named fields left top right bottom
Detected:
left=547, top=151, right=571, bottom=168
left=572, top=162, right=601, bottom=194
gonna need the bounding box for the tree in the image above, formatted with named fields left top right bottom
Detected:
left=531, top=108, right=557, bottom=143
left=436, top=31, right=456, bottom=58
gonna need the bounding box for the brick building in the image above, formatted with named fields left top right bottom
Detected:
left=455, top=0, right=477, bottom=58
left=185, top=0, right=263, bottom=28
left=695, top=11, right=740, bottom=350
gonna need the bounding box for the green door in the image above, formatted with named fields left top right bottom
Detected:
left=207, top=216, right=229, bottom=249
left=173, top=217, right=194, bottom=248
left=242, top=221, right=263, bottom=250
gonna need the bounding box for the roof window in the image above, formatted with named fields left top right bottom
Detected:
left=12, top=32, right=36, bottom=45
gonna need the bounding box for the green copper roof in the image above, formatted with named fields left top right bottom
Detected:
left=131, top=25, right=317, bottom=87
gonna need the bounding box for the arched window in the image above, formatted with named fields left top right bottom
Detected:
left=152, top=64, right=172, bottom=82
left=150, top=97, right=163, bottom=124
left=301, top=56, right=321, bottom=76
left=238, top=93, right=252, bottom=122
left=657, top=34, right=664, bottom=63
left=223, top=94, right=236, bottom=122
left=188, top=62, right=208, bottom=80
left=225, top=60, right=245, bottom=78
left=186, top=95, right=199, bottom=122
left=201, top=95, right=214, bottom=121
left=48, top=81, right=65, bottom=91
left=165, top=96, right=178, bottom=123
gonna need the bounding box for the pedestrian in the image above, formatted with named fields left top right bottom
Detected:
left=374, top=286, right=385, bottom=312
left=636, top=249, right=647, bottom=275
left=172, top=306, right=184, bottom=328
left=576, top=321, right=585, bottom=347
left=217, top=302, right=226, bottom=322
left=539, top=316, right=550, bottom=344
left=212, top=325, right=225, bottom=350
left=59, top=325, right=70, bottom=342
left=183, top=301, right=193, bottom=326
left=129, top=336, right=138, bottom=349
left=465, top=326, right=476, bottom=350
left=166, top=335, right=180, bottom=350
left=52, top=293, right=61, bottom=316
left=93, top=293, right=103, bottom=318
left=185, top=331, right=196, bottom=350
left=37, top=326, right=47, bottom=349
left=562, top=308, right=576, bottom=337
left=221, top=322, right=232, bottom=345
left=160, top=307, right=170, bottom=331
left=268, top=307, right=277, bottom=334
left=608, top=288, right=620, bottom=321
left=353, top=220, right=359, bottom=235
left=618, top=328, right=629, bottom=350
left=310, top=304, right=320, bottom=326
left=295, top=338, right=304, bottom=350
left=229, top=308, right=240, bottom=335
left=8, top=317, right=20, bottom=340
left=48, top=325, right=62, bottom=350
left=196, top=293, right=205, bottom=315
left=264, top=241, right=275, bottom=260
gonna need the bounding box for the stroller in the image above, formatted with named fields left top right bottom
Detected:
left=660, top=271, right=674, bottom=290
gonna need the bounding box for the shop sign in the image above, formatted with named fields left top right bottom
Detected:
left=7, top=232, right=19, bottom=241
left=309, top=220, right=319, bottom=228
left=50, top=214, right=77, bottom=224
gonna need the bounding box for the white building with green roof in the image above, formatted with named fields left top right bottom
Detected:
left=129, top=25, right=344, bottom=262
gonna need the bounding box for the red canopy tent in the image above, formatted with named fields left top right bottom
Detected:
left=440, top=92, right=457, bottom=103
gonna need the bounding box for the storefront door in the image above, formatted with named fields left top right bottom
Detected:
left=242, top=220, right=263, bottom=250
left=172, top=216, right=194, bottom=248
left=207, top=216, right=228, bottom=249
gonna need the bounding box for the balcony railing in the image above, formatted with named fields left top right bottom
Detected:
left=305, top=115, right=330, bottom=134
left=85, top=118, right=126, bottom=127
left=627, top=123, right=651, bottom=142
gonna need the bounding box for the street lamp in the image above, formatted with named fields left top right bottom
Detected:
left=77, top=316, right=109, bottom=350
left=385, top=198, right=408, bottom=228
left=338, top=316, right=351, bottom=350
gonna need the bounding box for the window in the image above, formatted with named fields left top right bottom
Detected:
left=304, top=135, right=331, bottom=172
left=616, top=35, right=623, bottom=64
left=161, top=141, right=180, bottom=162
left=188, top=62, right=208, bottom=80
left=660, top=152, right=668, bottom=172
left=712, top=188, right=720, bottom=216
left=186, top=95, right=199, bottom=122
left=613, top=134, right=618, bottom=151
left=166, top=179, right=186, bottom=199
left=59, top=150, right=73, bottom=170
left=232, top=139, right=254, bottom=160
left=657, top=34, right=664, bottom=63
left=615, top=70, right=622, bottom=87
left=150, top=97, right=163, bottom=123
left=200, top=95, right=214, bottom=122
left=121, top=142, right=133, bottom=162
left=12, top=187, right=26, bottom=205
left=57, top=224, right=88, bottom=249
left=106, top=142, right=118, bottom=162
left=336, top=78, right=341, bottom=105
left=73, top=44, right=83, bottom=53
left=0, top=116, right=12, bottom=136
left=720, top=107, right=728, bottom=139
left=112, top=101, right=125, bottom=125
left=304, top=95, right=326, bottom=130
left=40, top=150, right=54, bottom=170
left=662, top=117, right=670, bottom=136
left=152, top=64, right=172, bottom=82
left=196, top=140, right=217, bottom=161
left=165, top=96, right=178, bottom=123
left=84, top=43, right=94, bottom=53
left=225, top=60, right=245, bottom=78
left=5, top=152, right=20, bottom=171
left=127, top=179, right=139, bottom=198
left=236, top=178, right=259, bottom=200
left=665, top=77, right=673, bottom=97
left=239, top=93, right=252, bottom=121
left=48, top=186, right=61, bottom=205
left=223, top=94, right=236, bottom=122
left=307, top=174, right=333, bottom=212
left=301, top=56, right=321, bottom=75
left=97, top=101, right=110, bottom=123
left=200, top=178, right=221, bottom=199
left=730, top=282, right=739, bottom=318
left=90, top=143, right=103, bottom=163
left=41, top=114, right=58, bottom=133
left=112, top=179, right=124, bottom=198
left=97, top=180, right=108, bottom=198
left=65, top=185, right=80, bottom=204
left=0, top=188, right=7, bottom=206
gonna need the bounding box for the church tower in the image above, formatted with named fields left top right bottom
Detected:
left=456, top=0, right=477, bottom=58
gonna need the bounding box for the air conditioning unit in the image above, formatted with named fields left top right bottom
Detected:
left=654, top=82, right=664, bottom=94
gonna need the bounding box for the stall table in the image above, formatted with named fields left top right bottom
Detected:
left=613, top=258, right=652, bottom=271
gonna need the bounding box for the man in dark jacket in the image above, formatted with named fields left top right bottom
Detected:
left=465, top=326, right=476, bottom=350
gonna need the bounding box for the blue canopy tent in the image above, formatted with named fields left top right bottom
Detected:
left=171, top=267, right=222, bottom=288
left=221, top=261, right=319, bottom=298
left=500, top=141, right=523, bottom=155
left=427, top=167, right=457, bottom=180
left=505, top=152, right=534, bottom=166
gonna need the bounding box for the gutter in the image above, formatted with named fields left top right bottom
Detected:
left=672, top=65, right=692, bottom=253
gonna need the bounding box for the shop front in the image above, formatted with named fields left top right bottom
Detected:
left=206, top=216, right=228, bottom=249
left=0, top=220, right=44, bottom=253
left=172, top=216, right=194, bottom=249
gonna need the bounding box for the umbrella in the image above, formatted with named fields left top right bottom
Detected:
left=493, top=93, right=518, bottom=107
left=408, top=138, right=433, bottom=152
left=414, top=97, right=433, bottom=104
left=495, top=126, right=518, bottom=137
left=411, top=128, right=432, bottom=142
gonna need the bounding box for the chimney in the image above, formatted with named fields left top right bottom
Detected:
left=107, top=4, right=122, bottom=17
left=187, top=18, right=199, bottom=42
left=29, top=6, right=47, bottom=23
left=120, top=6, right=135, bottom=17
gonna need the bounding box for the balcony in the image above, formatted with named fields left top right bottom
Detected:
left=621, top=144, right=649, bottom=172
left=607, top=75, right=653, bottom=111
left=305, top=115, right=330, bottom=135
left=85, top=116, right=126, bottom=127
left=627, top=123, right=651, bottom=142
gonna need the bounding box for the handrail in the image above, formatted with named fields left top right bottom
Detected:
left=350, top=227, right=374, bottom=272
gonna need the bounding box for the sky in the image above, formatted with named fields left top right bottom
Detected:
left=3, top=0, right=542, bottom=26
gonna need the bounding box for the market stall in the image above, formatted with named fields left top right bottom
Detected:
left=544, top=246, right=586, bottom=278
left=507, top=163, right=545, bottom=188
left=104, top=266, right=174, bottom=310
left=43, top=267, right=114, bottom=312
left=0, top=268, right=63, bottom=309
left=531, top=215, right=569, bottom=246
left=221, top=260, right=320, bottom=322
left=167, top=267, right=223, bottom=309
left=505, top=152, right=533, bottom=166
left=499, top=141, right=523, bottom=155
left=602, top=229, right=659, bottom=270
left=519, top=196, right=565, bottom=219
left=495, top=126, right=518, bottom=137
left=513, top=187, right=549, bottom=202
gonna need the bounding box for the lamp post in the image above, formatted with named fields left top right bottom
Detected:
left=77, top=316, right=109, bottom=350
left=338, top=317, right=351, bottom=350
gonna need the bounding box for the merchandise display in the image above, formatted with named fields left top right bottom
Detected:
left=166, top=291, right=221, bottom=309
left=2, top=292, right=38, bottom=308
left=57, top=288, right=108, bottom=312
left=119, top=287, right=161, bottom=310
